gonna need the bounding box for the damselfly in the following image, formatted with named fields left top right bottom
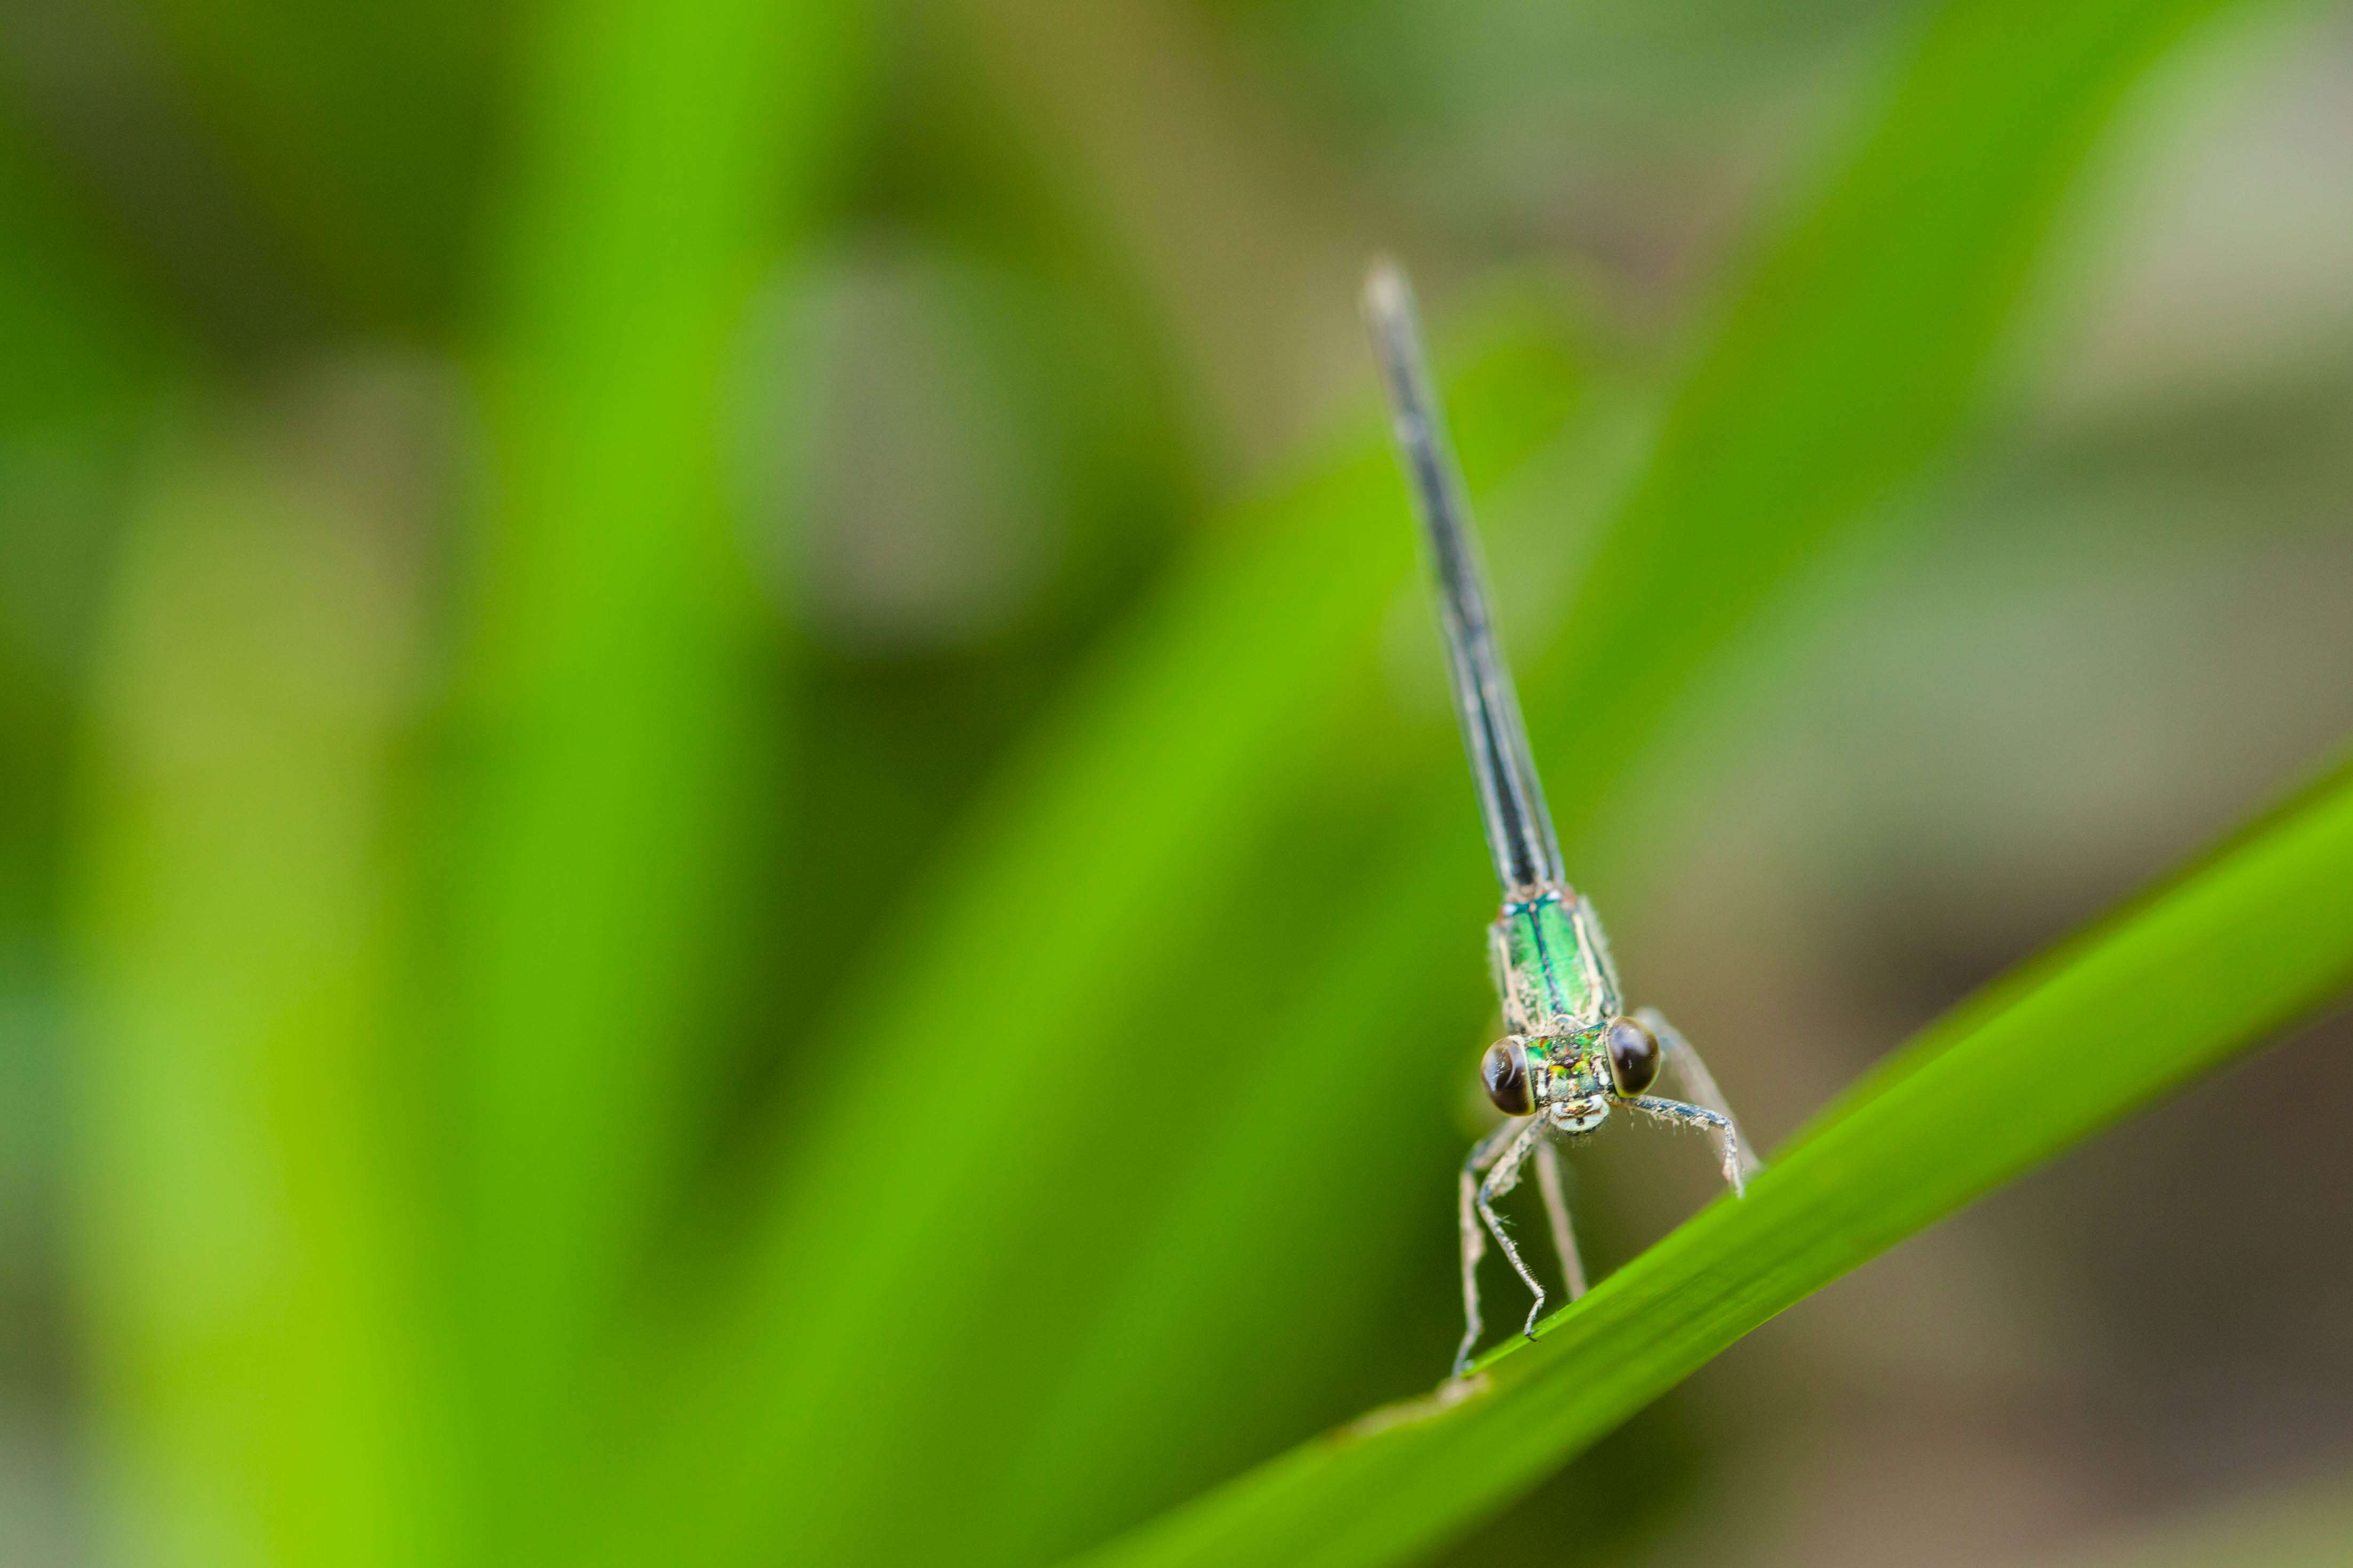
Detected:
left=1363, top=263, right=1761, bottom=1378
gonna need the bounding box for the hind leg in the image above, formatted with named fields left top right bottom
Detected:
left=1532, top=1137, right=1588, bottom=1301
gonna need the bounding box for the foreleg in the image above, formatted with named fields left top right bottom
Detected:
left=1623, top=1093, right=1748, bottom=1195
left=1636, top=1007, right=1761, bottom=1183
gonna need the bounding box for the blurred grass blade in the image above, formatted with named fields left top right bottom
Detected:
left=979, top=0, right=2255, bottom=1557
left=0, top=131, right=165, bottom=429
left=72, top=403, right=449, bottom=1568
left=1071, top=756, right=2353, bottom=1568
left=449, top=0, right=861, bottom=1521
left=587, top=328, right=1586, bottom=1567
left=136, top=0, right=496, bottom=330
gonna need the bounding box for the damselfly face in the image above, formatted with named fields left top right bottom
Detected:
left=1480, top=1014, right=1664, bottom=1129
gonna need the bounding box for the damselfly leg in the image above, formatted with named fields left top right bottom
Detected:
left=1457, top=1117, right=1548, bottom=1375
left=1637, top=1007, right=1761, bottom=1185
left=1454, top=1121, right=1515, bottom=1375
left=1531, top=1138, right=1588, bottom=1303
left=1623, top=1095, right=1748, bottom=1193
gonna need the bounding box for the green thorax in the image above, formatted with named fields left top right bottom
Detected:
left=1487, top=885, right=1622, bottom=1036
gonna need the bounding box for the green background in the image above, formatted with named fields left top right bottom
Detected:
left=3, top=0, right=2352, bottom=1564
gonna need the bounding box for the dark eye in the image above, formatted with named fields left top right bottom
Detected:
left=1604, top=1017, right=1661, bottom=1097
left=1481, top=1039, right=1533, bottom=1116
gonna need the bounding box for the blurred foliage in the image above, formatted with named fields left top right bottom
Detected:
left=2, top=0, right=2348, bottom=1566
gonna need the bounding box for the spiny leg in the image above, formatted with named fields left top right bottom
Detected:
left=1477, top=1120, right=1550, bottom=1345
left=1531, top=1138, right=1588, bottom=1301
left=1636, top=1007, right=1761, bottom=1183
left=1454, top=1120, right=1522, bottom=1377
left=1622, top=1094, right=1748, bottom=1195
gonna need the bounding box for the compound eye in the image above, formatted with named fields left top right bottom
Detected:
left=1481, top=1039, right=1534, bottom=1117
left=1604, top=1017, right=1661, bottom=1097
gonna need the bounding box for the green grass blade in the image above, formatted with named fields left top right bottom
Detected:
left=1069, top=755, right=2353, bottom=1568
left=447, top=0, right=863, bottom=1521
left=70, top=413, right=451, bottom=1568
left=0, top=129, right=165, bottom=428
left=138, top=0, right=495, bottom=330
